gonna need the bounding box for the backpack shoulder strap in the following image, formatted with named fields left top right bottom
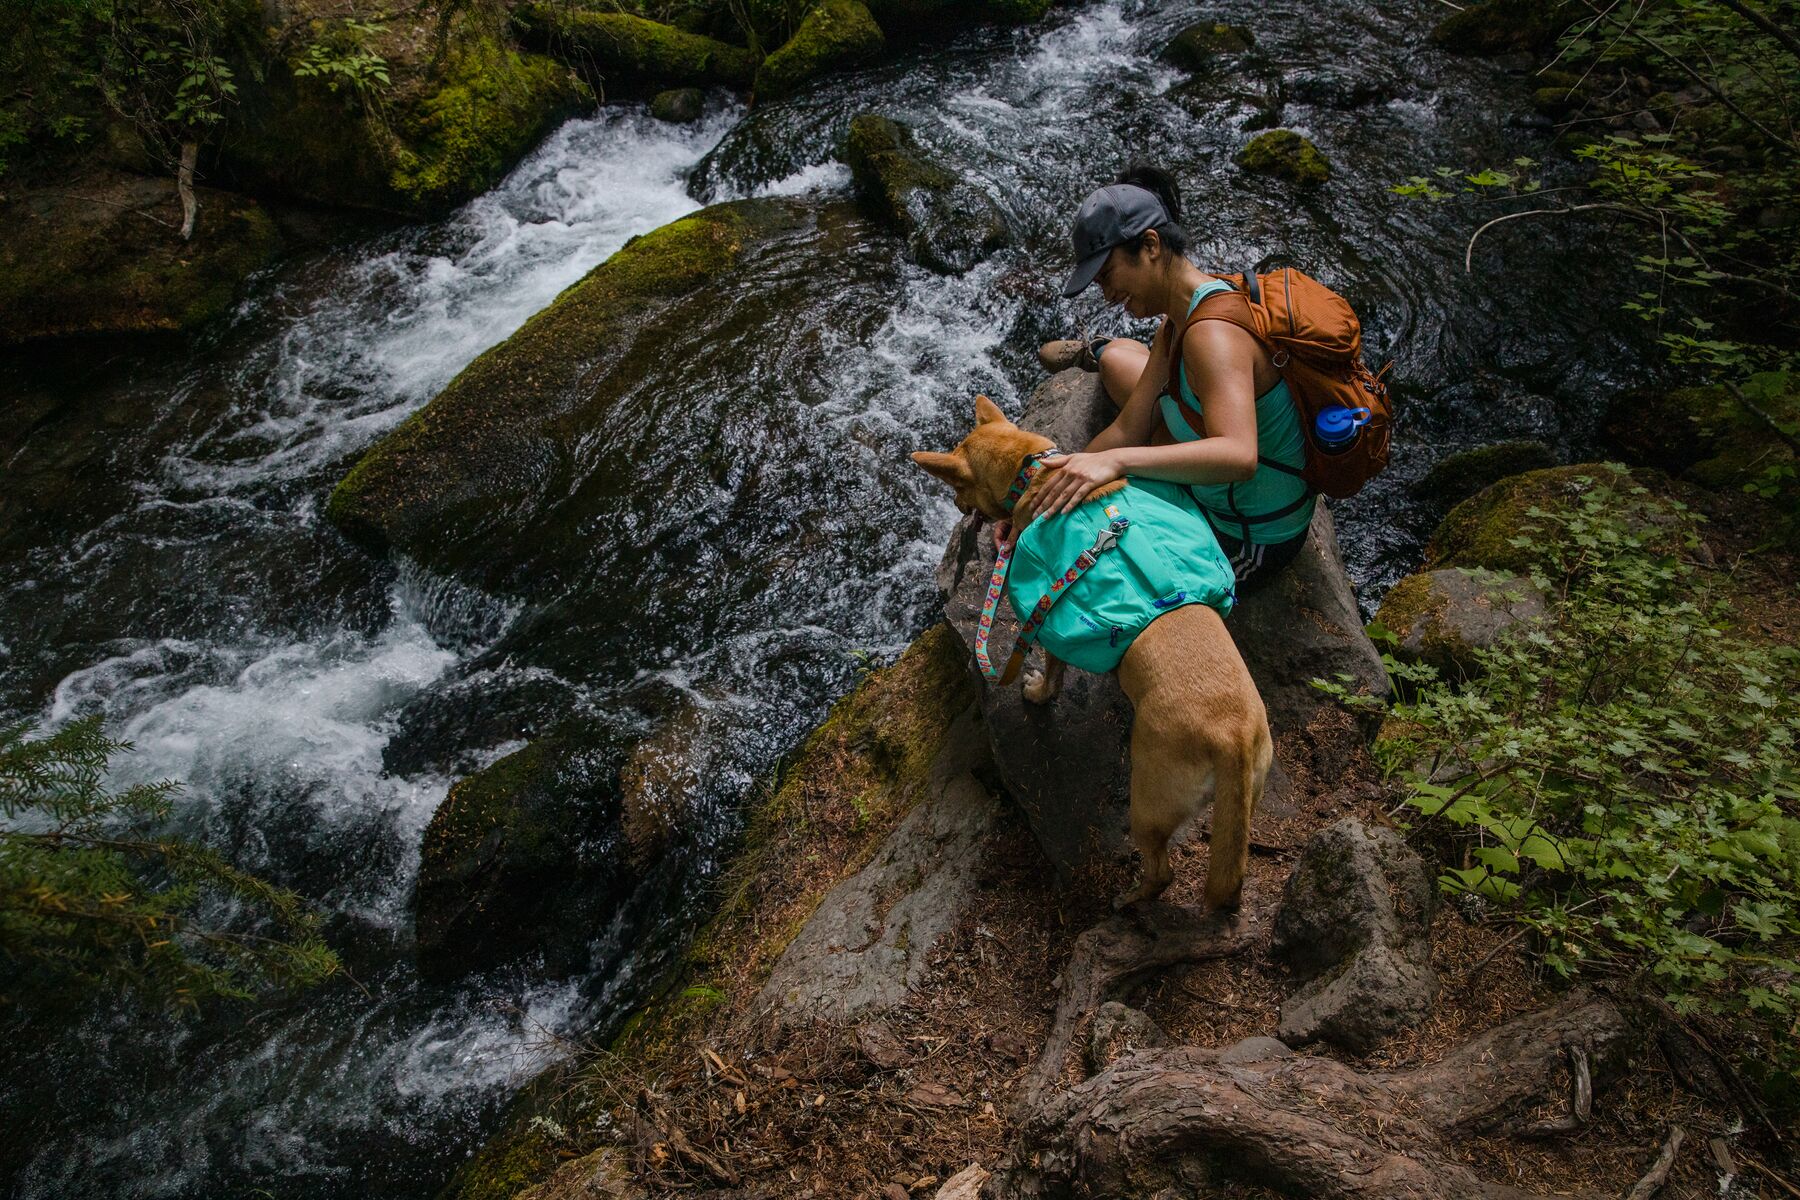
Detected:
left=1166, top=272, right=1268, bottom=407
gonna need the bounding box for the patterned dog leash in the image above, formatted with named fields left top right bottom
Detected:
left=972, top=447, right=1132, bottom=684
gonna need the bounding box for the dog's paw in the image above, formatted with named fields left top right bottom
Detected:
left=1021, top=669, right=1059, bottom=705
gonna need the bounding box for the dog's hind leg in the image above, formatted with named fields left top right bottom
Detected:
left=1201, top=725, right=1271, bottom=912
left=1115, top=732, right=1212, bottom=911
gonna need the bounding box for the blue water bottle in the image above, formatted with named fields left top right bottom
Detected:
left=1315, top=406, right=1372, bottom=454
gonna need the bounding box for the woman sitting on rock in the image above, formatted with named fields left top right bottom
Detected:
left=1028, top=165, right=1314, bottom=594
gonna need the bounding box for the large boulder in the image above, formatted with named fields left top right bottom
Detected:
left=937, top=371, right=1388, bottom=875
left=843, top=113, right=1011, bottom=274
left=1270, top=817, right=1439, bottom=1052
left=754, top=0, right=885, bottom=100
left=1602, top=379, right=1798, bottom=519
left=325, top=196, right=884, bottom=590
left=1431, top=0, right=1574, bottom=55
left=414, top=721, right=631, bottom=980
left=0, top=168, right=278, bottom=343
left=1158, top=22, right=1254, bottom=73
left=1373, top=567, right=1548, bottom=680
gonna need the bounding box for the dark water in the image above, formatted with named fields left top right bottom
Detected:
left=0, top=1, right=1649, bottom=1195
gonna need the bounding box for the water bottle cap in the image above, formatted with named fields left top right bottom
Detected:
left=1315, top=406, right=1371, bottom=444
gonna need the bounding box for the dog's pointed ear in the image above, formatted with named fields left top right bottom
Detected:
left=911, top=450, right=972, bottom=485
left=973, top=394, right=1007, bottom=426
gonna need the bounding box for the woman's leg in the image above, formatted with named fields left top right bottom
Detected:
left=1096, top=338, right=1150, bottom=410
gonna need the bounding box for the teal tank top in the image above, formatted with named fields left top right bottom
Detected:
left=1006, top=477, right=1236, bottom=675
left=1157, top=280, right=1316, bottom=545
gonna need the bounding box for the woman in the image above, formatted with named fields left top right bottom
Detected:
left=1027, top=166, right=1314, bottom=594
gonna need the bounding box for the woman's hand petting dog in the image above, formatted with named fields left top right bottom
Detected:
left=1034, top=451, right=1125, bottom=515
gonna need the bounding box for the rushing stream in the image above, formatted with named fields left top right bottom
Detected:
left=0, top=1, right=1650, bottom=1195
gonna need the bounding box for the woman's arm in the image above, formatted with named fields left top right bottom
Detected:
left=1035, top=321, right=1261, bottom=515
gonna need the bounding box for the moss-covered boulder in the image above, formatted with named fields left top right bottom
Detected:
left=1373, top=568, right=1548, bottom=680
left=1412, top=440, right=1557, bottom=508
left=1237, top=129, right=1331, bottom=187
left=1424, top=462, right=1692, bottom=574
left=414, top=721, right=629, bottom=980
left=1604, top=379, right=1798, bottom=487
left=843, top=112, right=1011, bottom=273
left=325, top=196, right=887, bottom=591
left=649, top=85, right=705, bottom=122
left=1431, top=0, right=1573, bottom=55
left=224, top=11, right=589, bottom=216
left=754, top=0, right=884, bottom=100
left=0, top=169, right=278, bottom=344
left=517, top=5, right=759, bottom=89
left=1159, top=21, right=1254, bottom=72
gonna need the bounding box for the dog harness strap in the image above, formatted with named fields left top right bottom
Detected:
left=998, top=516, right=1132, bottom=684
left=973, top=540, right=1013, bottom=681
left=1003, top=447, right=1063, bottom=514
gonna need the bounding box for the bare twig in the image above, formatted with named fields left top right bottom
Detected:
left=1625, top=1125, right=1685, bottom=1200
left=1464, top=203, right=1619, bottom=271
left=1521, top=1043, right=1592, bottom=1137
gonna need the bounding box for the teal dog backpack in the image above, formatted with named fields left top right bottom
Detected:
left=975, top=470, right=1238, bottom=681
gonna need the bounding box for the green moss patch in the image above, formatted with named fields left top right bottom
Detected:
left=1237, top=129, right=1331, bottom=187
left=1412, top=440, right=1557, bottom=508
left=519, top=6, right=759, bottom=88
left=755, top=0, right=884, bottom=100
left=1425, top=463, right=1692, bottom=573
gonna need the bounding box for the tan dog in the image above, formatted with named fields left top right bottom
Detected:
left=914, top=396, right=1272, bottom=911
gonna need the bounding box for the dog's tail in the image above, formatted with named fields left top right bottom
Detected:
left=1203, top=724, right=1271, bottom=911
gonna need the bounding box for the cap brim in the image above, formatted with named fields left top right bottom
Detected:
left=1060, top=248, right=1109, bottom=298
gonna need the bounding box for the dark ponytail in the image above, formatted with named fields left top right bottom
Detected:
left=1114, top=162, right=1189, bottom=257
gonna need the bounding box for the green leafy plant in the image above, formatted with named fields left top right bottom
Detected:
left=1321, top=472, right=1800, bottom=1102
left=292, top=19, right=392, bottom=98
left=0, top=717, right=340, bottom=1013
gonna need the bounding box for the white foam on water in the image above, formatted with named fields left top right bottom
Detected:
left=748, top=160, right=854, bottom=197
left=164, top=103, right=744, bottom=495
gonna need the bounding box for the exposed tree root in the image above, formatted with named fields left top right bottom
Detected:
left=996, top=994, right=1632, bottom=1200
left=1013, top=904, right=1257, bottom=1116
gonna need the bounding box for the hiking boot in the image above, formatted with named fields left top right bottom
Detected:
left=1038, top=336, right=1109, bottom=373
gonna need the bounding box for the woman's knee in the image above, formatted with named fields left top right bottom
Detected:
left=1098, top=338, right=1150, bottom=408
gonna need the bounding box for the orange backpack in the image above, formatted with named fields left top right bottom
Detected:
left=1166, top=268, right=1394, bottom=501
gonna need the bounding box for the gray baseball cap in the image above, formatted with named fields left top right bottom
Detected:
left=1061, top=183, right=1170, bottom=298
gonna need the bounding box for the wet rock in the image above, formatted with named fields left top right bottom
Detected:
left=0, top=168, right=278, bottom=344
left=225, top=20, right=589, bottom=217
left=413, top=720, right=632, bottom=980
left=937, top=371, right=1387, bottom=874
left=1431, top=0, right=1573, bottom=55
left=844, top=113, right=1011, bottom=274
left=752, top=704, right=1002, bottom=1027
left=650, top=86, right=705, bottom=123
left=1412, top=439, right=1557, bottom=507
left=755, top=0, right=885, bottom=101
left=1236, top=129, right=1330, bottom=186
left=1087, top=1001, right=1171, bottom=1073
left=518, top=6, right=758, bottom=90
left=1271, top=817, right=1438, bottom=1052
left=1373, top=567, right=1548, bottom=680
left=1159, top=22, right=1254, bottom=72
left=1285, top=65, right=1401, bottom=110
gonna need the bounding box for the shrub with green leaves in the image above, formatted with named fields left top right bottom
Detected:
left=1323, top=471, right=1800, bottom=1104
left=0, top=716, right=339, bottom=1013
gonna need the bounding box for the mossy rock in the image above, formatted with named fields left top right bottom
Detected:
left=1533, top=85, right=1580, bottom=116
left=754, top=0, right=884, bottom=101
left=649, top=86, right=705, bottom=122
left=519, top=5, right=759, bottom=89
left=842, top=112, right=1011, bottom=273
left=414, top=720, right=631, bottom=980
left=1603, top=380, right=1797, bottom=494
left=1424, top=462, right=1688, bottom=573
left=325, top=197, right=871, bottom=587
left=1412, top=440, right=1557, bottom=507
left=1236, top=129, right=1330, bottom=187
left=1373, top=567, right=1548, bottom=681
left=1431, top=0, right=1573, bottom=55
left=862, top=0, right=1052, bottom=30
left=0, top=170, right=279, bottom=344
left=224, top=12, right=589, bottom=216
left=1159, top=22, right=1254, bottom=72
